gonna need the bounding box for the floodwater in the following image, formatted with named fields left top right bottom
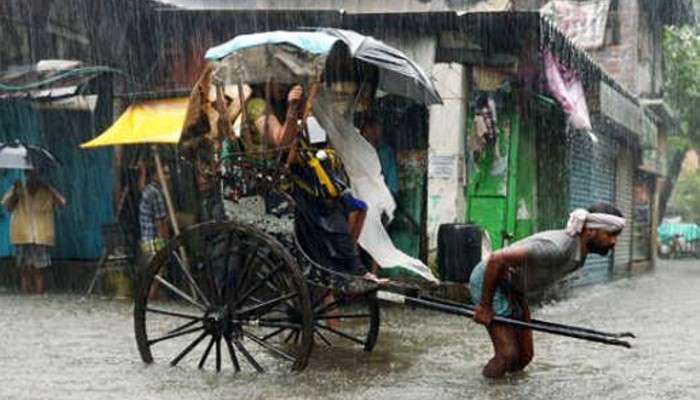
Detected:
left=1, top=259, right=699, bottom=400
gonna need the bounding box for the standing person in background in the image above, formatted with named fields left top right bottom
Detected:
left=2, top=169, right=66, bottom=294
left=361, top=116, right=399, bottom=199
left=138, top=160, right=171, bottom=299
left=360, top=116, right=399, bottom=275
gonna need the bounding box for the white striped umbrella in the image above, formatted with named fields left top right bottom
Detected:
left=0, top=141, right=59, bottom=170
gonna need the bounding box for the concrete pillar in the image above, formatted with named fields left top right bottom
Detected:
left=426, top=62, right=468, bottom=264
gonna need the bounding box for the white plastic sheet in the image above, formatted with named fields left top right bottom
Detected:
left=313, top=89, right=438, bottom=282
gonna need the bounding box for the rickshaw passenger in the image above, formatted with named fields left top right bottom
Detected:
left=241, top=82, right=304, bottom=156
left=228, top=81, right=382, bottom=282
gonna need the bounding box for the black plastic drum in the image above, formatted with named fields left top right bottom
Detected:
left=437, top=224, right=482, bottom=283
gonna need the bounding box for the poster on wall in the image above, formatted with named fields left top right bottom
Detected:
left=428, top=155, right=457, bottom=179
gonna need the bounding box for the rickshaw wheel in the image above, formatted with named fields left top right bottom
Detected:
left=134, top=221, right=313, bottom=373
left=305, top=284, right=381, bottom=352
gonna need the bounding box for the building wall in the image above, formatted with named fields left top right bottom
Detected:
left=588, top=0, right=639, bottom=94
left=426, top=63, right=468, bottom=263
left=587, top=0, right=664, bottom=98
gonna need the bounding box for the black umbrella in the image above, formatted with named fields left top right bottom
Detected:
left=319, top=28, right=443, bottom=105
left=0, top=141, right=60, bottom=171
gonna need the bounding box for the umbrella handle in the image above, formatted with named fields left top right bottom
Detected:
left=236, top=81, right=255, bottom=151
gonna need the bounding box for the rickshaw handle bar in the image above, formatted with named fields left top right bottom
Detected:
left=376, top=291, right=633, bottom=349
left=418, top=294, right=636, bottom=339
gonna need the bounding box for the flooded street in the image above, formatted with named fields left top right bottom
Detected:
left=2, top=1, right=698, bottom=399
left=1, top=259, right=699, bottom=400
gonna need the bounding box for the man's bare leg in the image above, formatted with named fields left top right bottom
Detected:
left=323, top=293, right=340, bottom=329
left=483, top=323, right=520, bottom=379
left=509, top=305, right=533, bottom=372
left=371, top=260, right=380, bottom=276
left=348, top=210, right=366, bottom=244
left=20, top=269, right=32, bottom=293
left=34, top=268, right=45, bottom=295
left=148, top=282, right=160, bottom=301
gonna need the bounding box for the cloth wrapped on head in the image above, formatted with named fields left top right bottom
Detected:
left=565, top=208, right=625, bottom=237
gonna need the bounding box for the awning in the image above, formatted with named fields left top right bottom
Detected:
left=80, top=98, right=188, bottom=148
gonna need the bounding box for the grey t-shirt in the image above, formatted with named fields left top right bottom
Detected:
left=506, top=230, right=584, bottom=293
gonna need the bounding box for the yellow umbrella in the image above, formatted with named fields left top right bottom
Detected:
left=80, top=98, right=188, bottom=148
left=80, top=97, right=189, bottom=238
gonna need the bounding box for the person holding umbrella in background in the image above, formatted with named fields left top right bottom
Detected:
left=2, top=168, right=66, bottom=294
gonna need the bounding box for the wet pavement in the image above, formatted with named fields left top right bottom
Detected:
left=1, top=258, right=699, bottom=400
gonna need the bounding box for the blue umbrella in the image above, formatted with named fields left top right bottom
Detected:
left=206, top=29, right=442, bottom=105
left=206, top=30, right=340, bottom=87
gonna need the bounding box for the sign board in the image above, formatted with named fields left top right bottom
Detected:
left=428, top=155, right=458, bottom=179
left=542, top=0, right=611, bottom=49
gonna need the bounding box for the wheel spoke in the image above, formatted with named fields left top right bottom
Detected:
left=220, top=232, right=239, bottom=302
left=146, top=307, right=203, bottom=321
left=261, top=327, right=286, bottom=342
left=249, top=252, right=295, bottom=299
left=236, top=292, right=298, bottom=317
left=225, top=336, right=241, bottom=372
left=233, top=262, right=286, bottom=309
left=248, top=295, right=291, bottom=315
left=314, top=330, right=332, bottom=346
left=256, top=271, right=298, bottom=310
left=283, top=330, right=297, bottom=344
left=314, top=299, right=340, bottom=316
left=202, top=242, right=224, bottom=306
left=216, top=336, right=222, bottom=372
left=234, top=242, right=260, bottom=298
left=232, top=338, right=265, bottom=373
left=198, top=336, right=215, bottom=369
left=170, top=331, right=209, bottom=366
left=233, top=319, right=301, bottom=330
left=314, top=323, right=365, bottom=346
left=148, top=325, right=205, bottom=346
left=171, top=250, right=212, bottom=308
left=154, top=275, right=207, bottom=311
left=242, top=330, right=296, bottom=362
left=167, top=319, right=201, bottom=336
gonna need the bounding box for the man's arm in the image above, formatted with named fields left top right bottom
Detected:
left=1, top=182, right=21, bottom=211
left=473, top=245, right=529, bottom=325
left=48, top=185, right=66, bottom=207
left=253, top=85, right=304, bottom=148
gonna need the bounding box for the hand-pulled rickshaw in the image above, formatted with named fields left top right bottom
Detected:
left=133, top=29, right=634, bottom=374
